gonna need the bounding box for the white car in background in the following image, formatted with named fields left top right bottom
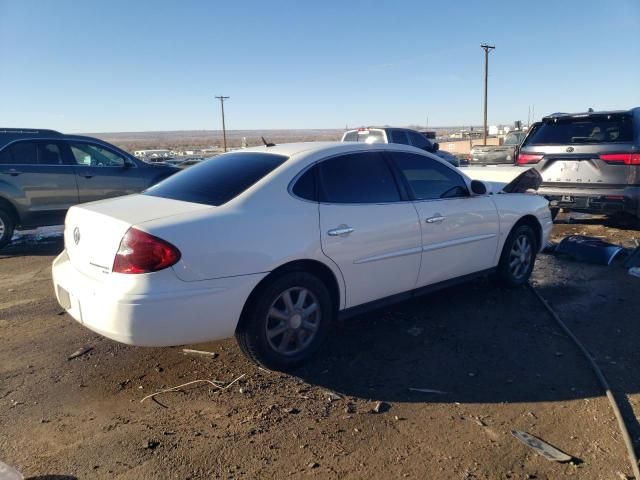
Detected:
left=52, top=142, right=552, bottom=370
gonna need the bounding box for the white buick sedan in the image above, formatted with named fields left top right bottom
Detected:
left=53, top=142, right=552, bottom=369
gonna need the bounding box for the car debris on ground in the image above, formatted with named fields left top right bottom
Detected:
left=554, top=235, right=625, bottom=265
left=511, top=430, right=574, bottom=463
left=67, top=346, right=93, bottom=360
left=182, top=348, right=219, bottom=358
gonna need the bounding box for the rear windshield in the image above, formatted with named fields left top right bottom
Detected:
left=342, top=130, right=385, bottom=144
left=144, top=152, right=288, bottom=206
left=525, top=115, right=634, bottom=145
left=503, top=132, right=525, bottom=145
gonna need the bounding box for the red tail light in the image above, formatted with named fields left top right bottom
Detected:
left=113, top=228, right=181, bottom=274
left=599, top=153, right=640, bottom=165
left=517, top=153, right=543, bottom=165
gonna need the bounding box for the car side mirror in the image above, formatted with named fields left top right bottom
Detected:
left=470, top=179, right=487, bottom=195
left=432, top=142, right=440, bottom=152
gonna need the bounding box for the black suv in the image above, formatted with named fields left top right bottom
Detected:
left=517, top=108, right=640, bottom=220
left=0, top=128, right=179, bottom=248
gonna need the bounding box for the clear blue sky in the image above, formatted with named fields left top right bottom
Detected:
left=1, top=0, right=638, bottom=132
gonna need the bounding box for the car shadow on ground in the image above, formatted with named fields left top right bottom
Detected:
left=0, top=236, right=64, bottom=258
left=293, top=272, right=640, bottom=444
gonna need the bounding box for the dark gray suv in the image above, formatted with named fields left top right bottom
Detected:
left=517, top=108, right=640, bottom=220
left=0, top=128, right=179, bottom=248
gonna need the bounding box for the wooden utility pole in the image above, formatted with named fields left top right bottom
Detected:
left=215, top=96, right=230, bottom=152
left=480, top=44, right=495, bottom=146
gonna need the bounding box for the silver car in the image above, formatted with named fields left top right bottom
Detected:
left=517, top=108, right=640, bottom=220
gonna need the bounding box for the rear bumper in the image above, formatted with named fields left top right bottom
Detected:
left=52, top=250, right=266, bottom=346
left=538, top=185, right=640, bottom=217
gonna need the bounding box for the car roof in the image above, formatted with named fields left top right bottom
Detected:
left=543, top=107, right=639, bottom=121
left=240, top=141, right=442, bottom=165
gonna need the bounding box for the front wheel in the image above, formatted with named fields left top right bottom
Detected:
left=235, top=272, right=333, bottom=370
left=496, top=224, right=537, bottom=287
left=0, top=209, right=15, bottom=250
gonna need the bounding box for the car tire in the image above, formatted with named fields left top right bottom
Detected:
left=0, top=208, right=15, bottom=250
left=235, top=271, right=333, bottom=371
left=496, top=224, right=537, bottom=287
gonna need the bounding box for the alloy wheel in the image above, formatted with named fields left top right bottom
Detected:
left=509, top=234, right=532, bottom=280
left=265, top=287, right=321, bottom=356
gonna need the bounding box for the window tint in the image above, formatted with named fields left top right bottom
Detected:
left=525, top=115, right=634, bottom=145
left=407, top=131, right=430, bottom=150
left=389, top=130, right=409, bottom=145
left=392, top=152, right=468, bottom=200
left=38, top=143, right=64, bottom=165
left=0, top=142, right=37, bottom=164
left=69, top=142, right=126, bottom=167
left=144, top=152, right=288, bottom=206
left=0, top=141, right=64, bottom=165
left=318, top=152, right=401, bottom=203
left=292, top=167, right=317, bottom=201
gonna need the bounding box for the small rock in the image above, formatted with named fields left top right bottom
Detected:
left=325, top=391, right=342, bottom=402
left=285, top=407, right=300, bottom=414
left=307, top=462, right=319, bottom=469
left=344, top=404, right=356, bottom=414
left=372, top=401, right=390, bottom=414
left=40, top=418, right=50, bottom=423
left=145, top=439, right=160, bottom=450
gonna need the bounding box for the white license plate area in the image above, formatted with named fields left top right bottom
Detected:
left=57, top=285, right=82, bottom=322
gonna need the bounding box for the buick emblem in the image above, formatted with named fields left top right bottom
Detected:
left=73, top=227, right=81, bottom=245
left=566, top=146, right=574, bottom=153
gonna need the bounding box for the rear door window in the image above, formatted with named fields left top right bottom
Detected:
left=407, top=131, right=431, bottom=150
left=0, top=141, right=65, bottom=165
left=391, top=152, right=469, bottom=200
left=317, top=152, right=401, bottom=203
left=389, top=130, right=409, bottom=145
left=525, top=115, right=634, bottom=145
left=144, top=152, right=288, bottom=206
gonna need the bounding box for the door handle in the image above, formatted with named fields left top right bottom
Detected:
left=2, top=169, right=22, bottom=176
left=327, top=226, right=354, bottom=236
left=80, top=174, right=94, bottom=179
left=425, top=215, right=446, bottom=224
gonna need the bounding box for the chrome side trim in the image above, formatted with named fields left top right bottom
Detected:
left=353, top=246, right=422, bottom=264
left=422, top=233, right=497, bottom=253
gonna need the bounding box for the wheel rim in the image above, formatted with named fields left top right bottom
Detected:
left=0, top=216, right=5, bottom=238
left=265, top=287, right=321, bottom=356
left=509, top=234, right=533, bottom=280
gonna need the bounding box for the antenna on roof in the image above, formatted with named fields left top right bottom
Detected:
left=261, top=136, right=276, bottom=147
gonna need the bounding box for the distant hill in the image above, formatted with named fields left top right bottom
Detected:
left=84, top=129, right=345, bottom=152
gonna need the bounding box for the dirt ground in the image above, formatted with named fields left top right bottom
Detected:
left=1, top=214, right=640, bottom=480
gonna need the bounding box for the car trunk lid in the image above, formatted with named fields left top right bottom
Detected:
left=64, top=194, right=210, bottom=280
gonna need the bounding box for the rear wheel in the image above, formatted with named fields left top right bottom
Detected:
left=0, top=209, right=15, bottom=250
left=235, top=272, right=333, bottom=370
left=496, top=224, right=537, bottom=287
